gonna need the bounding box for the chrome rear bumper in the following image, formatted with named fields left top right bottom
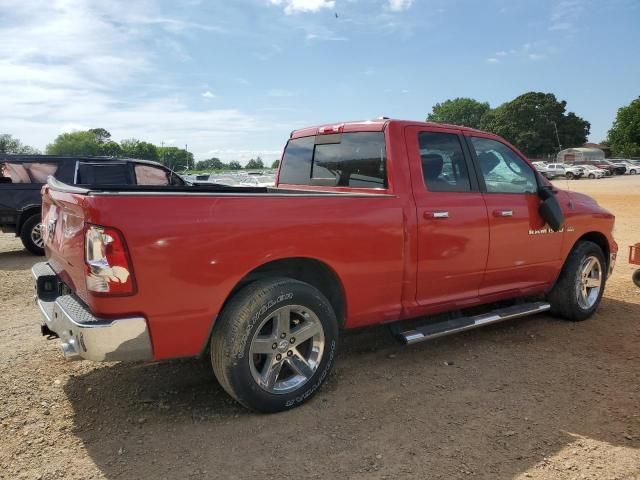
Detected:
left=32, top=262, right=152, bottom=362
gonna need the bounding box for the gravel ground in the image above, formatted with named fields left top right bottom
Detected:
left=1, top=176, right=639, bottom=480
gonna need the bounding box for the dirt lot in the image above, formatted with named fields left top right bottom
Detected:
left=1, top=176, right=639, bottom=480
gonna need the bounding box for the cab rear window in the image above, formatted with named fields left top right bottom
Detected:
left=279, top=132, right=387, bottom=188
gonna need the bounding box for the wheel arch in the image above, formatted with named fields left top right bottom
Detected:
left=571, top=231, right=611, bottom=269
left=221, top=257, right=347, bottom=329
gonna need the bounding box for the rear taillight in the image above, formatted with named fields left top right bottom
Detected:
left=85, top=224, right=136, bottom=295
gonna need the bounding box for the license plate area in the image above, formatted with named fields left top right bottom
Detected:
left=36, top=274, right=71, bottom=301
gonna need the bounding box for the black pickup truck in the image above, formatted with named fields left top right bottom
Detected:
left=0, top=155, right=185, bottom=255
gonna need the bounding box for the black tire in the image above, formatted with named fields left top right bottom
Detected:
left=633, top=269, right=640, bottom=288
left=547, top=241, right=606, bottom=321
left=630, top=169, right=637, bottom=175
left=20, top=214, right=45, bottom=256
left=211, top=278, right=339, bottom=413
left=566, top=172, right=574, bottom=179
left=588, top=173, right=595, bottom=179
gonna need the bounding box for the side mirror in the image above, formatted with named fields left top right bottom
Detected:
left=538, top=186, right=564, bottom=232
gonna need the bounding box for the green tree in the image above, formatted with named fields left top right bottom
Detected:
left=120, top=139, right=159, bottom=161
left=157, top=146, right=193, bottom=171
left=228, top=160, right=242, bottom=170
left=479, top=92, right=589, bottom=157
left=0, top=134, right=40, bottom=154
left=47, top=131, right=103, bottom=155
left=99, top=141, right=122, bottom=156
left=89, top=128, right=112, bottom=143
left=427, top=97, right=490, bottom=129
left=197, top=157, right=228, bottom=170
left=245, top=157, right=264, bottom=169
left=607, top=96, right=640, bottom=157
left=271, top=159, right=280, bottom=169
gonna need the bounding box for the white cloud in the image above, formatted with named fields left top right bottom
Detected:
left=0, top=0, right=285, bottom=161
left=387, top=0, right=414, bottom=12
left=487, top=43, right=551, bottom=64
left=268, top=0, right=335, bottom=14
left=549, top=0, right=582, bottom=31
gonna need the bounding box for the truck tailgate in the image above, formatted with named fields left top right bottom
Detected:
left=41, top=185, right=90, bottom=302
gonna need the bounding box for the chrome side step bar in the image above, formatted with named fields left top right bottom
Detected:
left=392, top=301, right=551, bottom=345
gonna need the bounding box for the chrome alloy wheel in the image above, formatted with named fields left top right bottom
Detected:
left=576, top=255, right=602, bottom=310
left=249, top=305, right=325, bottom=394
left=31, top=222, right=44, bottom=249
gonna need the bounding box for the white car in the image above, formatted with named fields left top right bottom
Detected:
left=239, top=175, right=276, bottom=187
left=531, top=161, right=548, bottom=170
left=612, top=161, right=638, bottom=175
left=576, top=164, right=606, bottom=179
left=544, top=163, right=584, bottom=179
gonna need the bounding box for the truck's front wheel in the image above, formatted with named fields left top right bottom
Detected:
left=548, top=241, right=606, bottom=321
left=211, top=278, right=338, bottom=412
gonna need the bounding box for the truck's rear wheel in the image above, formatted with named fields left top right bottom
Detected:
left=211, top=278, right=338, bottom=412
left=547, top=241, right=606, bottom=321
left=20, top=214, right=45, bottom=256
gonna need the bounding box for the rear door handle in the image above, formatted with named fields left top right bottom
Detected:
left=493, top=209, right=513, bottom=217
left=424, top=211, right=449, bottom=219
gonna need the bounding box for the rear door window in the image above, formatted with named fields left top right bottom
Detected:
left=418, top=132, right=471, bottom=192
left=76, top=163, right=132, bottom=185
left=279, top=132, right=387, bottom=188
left=1, top=162, right=58, bottom=183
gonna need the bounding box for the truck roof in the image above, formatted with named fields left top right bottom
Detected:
left=289, top=118, right=489, bottom=139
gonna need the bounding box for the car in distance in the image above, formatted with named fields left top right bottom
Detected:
left=0, top=155, right=184, bottom=255
left=544, top=163, right=584, bottom=180
left=612, top=161, right=638, bottom=175
left=576, top=164, right=606, bottom=179
left=33, top=119, right=617, bottom=412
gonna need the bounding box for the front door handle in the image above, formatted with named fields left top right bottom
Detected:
left=493, top=209, right=513, bottom=217
left=424, top=211, right=449, bottom=219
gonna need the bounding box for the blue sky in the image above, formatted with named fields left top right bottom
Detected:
left=0, top=0, right=638, bottom=164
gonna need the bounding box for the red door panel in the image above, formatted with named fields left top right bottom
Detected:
left=405, top=126, right=489, bottom=307
left=480, top=193, right=564, bottom=295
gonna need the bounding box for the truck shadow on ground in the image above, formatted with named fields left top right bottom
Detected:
left=64, top=297, right=639, bottom=479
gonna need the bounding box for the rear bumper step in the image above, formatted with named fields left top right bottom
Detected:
left=391, top=301, right=551, bottom=345
left=32, top=262, right=152, bottom=362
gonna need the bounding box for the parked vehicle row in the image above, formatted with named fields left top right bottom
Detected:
left=531, top=159, right=640, bottom=179
left=183, top=171, right=276, bottom=187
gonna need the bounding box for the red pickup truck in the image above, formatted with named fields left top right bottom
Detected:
left=33, top=119, right=617, bottom=412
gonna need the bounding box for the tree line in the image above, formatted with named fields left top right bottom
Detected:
left=1, top=93, right=639, bottom=165
left=0, top=128, right=275, bottom=172
left=427, top=92, right=640, bottom=158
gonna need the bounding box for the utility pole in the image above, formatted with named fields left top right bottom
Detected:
left=552, top=120, right=562, bottom=151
